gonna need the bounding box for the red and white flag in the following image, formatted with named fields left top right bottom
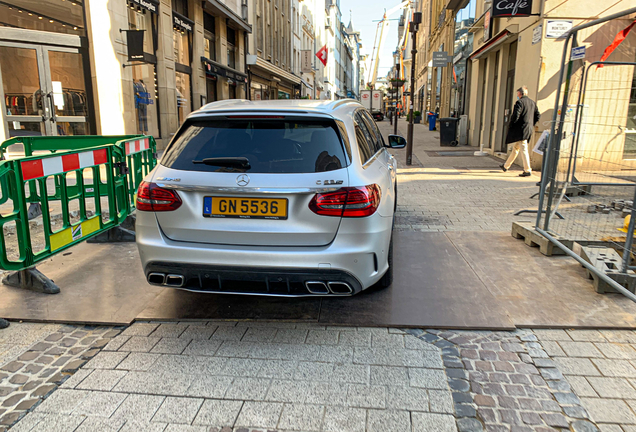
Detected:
left=316, top=45, right=328, bottom=67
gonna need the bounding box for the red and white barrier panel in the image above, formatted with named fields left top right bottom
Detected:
left=20, top=149, right=108, bottom=181
left=125, top=138, right=150, bottom=156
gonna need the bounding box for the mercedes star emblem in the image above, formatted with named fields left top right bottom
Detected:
left=236, top=174, right=250, bottom=186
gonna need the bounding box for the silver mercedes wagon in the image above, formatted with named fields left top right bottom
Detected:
left=135, top=99, right=406, bottom=296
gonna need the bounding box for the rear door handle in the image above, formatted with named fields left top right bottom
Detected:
left=388, top=165, right=394, bottom=171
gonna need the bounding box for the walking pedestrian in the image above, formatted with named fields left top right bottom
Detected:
left=500, top=86, right=541, bottom=177
left=0, top=318, right=8, bottom=329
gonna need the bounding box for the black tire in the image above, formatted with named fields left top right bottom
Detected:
left=378, top=232, right=393, bottom=288
left=394, top=183, right=398, bottom=213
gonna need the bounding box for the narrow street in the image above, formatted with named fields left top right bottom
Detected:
left=1, top=123, right=633, bottom=432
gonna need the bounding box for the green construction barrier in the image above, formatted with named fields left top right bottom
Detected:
left=0, top=135, right=156, bottom=273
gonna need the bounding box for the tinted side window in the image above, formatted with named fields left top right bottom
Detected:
left=354, top=120, right=373, bottom=164
left=361, top=111, right=385, bottom=148
left=355, top=112, right=378, bottom=156
left=334, top=119, right=352, bottom=163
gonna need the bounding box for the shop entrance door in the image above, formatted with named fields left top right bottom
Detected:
left=500, top=41, right=518, bottom=153
left=0, top=42, right=88, bottom=139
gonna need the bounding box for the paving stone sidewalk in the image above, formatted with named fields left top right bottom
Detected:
left=2, top=321, right=458, bottom=432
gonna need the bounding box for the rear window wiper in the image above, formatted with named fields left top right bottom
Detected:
left=192, top=157, right=251, bottom=169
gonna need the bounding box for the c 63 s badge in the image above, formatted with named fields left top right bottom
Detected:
left=316, top=180, right=344, bottom=185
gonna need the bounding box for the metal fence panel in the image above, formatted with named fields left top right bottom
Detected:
left=536, top=9, right=636, bottom=298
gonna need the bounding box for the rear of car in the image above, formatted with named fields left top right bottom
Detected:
left=135, top=102, right=394, bottom=296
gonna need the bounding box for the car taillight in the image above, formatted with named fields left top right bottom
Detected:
left=136, top=181, right=182, bottom=212
left=309, top=184, right=381, bottom=217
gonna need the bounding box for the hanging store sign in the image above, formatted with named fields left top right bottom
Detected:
left=173, top=12, right=193, bottom=32
left=492, top=0, right=533, bottom=18
left=126, top=30, right=145, bottom=61
left=128, top=0, right=159, bottom=14
left=546, top=20, right=573, bottom=39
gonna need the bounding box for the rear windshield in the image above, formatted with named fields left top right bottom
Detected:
left=161, top=119, right=349, bottom=174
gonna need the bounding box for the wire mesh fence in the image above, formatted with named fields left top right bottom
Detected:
left=537, top=10, right=636, bottom=283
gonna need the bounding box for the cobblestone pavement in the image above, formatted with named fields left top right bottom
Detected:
left=0, top=323, right=123, bottom=430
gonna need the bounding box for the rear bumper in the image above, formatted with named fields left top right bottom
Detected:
left=145, top=262, right=362, bottom=296
left=135, top=211, right=393, bottom=295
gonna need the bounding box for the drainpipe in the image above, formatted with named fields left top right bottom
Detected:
left=245, top=31, right=250, bottom=100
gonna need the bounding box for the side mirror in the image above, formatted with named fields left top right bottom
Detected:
left=387, top=135, right=407, bottom=149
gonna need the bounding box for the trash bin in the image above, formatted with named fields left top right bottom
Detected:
left=439, top=117, right=459, bottom=147
left=428, top=113, right=438, bottom=131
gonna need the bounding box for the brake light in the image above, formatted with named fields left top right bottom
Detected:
left=226, top=115, right=286, bottom=119
left=136, top=181, right=182, bottom=212
left=309, top=185, right=381, bottom=217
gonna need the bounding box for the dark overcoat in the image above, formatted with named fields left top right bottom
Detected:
left=506, top=96, right=541, bottom=144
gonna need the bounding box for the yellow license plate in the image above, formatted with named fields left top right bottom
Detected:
left=203, top=196, right=288, bottom=220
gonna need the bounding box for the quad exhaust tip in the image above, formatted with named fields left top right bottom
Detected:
left=305, top=281, right=353, bottom=295
left=328, top=282, right=353, bottom=294
left=148, top=272, right=166, bottom=285
left=165, top=274, right=185, bottom=287
left=306, top=281, right=329, bottom=294
left=147, top=273, right=185, bottom=288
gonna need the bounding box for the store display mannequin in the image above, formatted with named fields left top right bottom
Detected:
left=134, top=79, right=149, bottom=133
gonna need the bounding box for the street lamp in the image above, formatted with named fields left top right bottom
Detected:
left=406, top=11, right=422, bottom=166
left=393, top=52, right=400, bottom=136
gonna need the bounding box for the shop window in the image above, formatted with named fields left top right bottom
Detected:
left=251, top=82, right=269, bottom=100
left=278, top=90, right=290, bottom=99
left=132, top=65, right=158, bottom=136
left=0, top=0, right=85, bottom=36
left=174, top=29, right=190, bottom=66
left=204, top=12, right=216, bottom=61
left=176, top=71, right=191, bottom=125
left=128, top=8, right=159, bottom=138
left=172, top=0, right=192, bottom=126
left=227, top=27, right=236, bottom=69
left=128, top=7, right=156, bottom=54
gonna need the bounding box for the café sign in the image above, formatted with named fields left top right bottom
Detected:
left=492, top=0, right=533, bottom=17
